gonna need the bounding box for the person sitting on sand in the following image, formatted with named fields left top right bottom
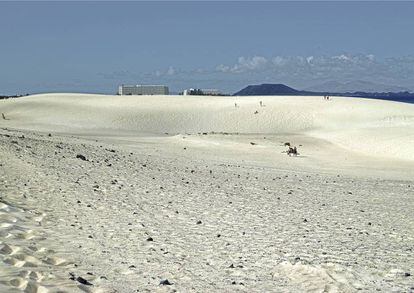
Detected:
left=287, top=146, right=299, bottom=156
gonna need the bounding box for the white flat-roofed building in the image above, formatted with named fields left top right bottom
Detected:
left=201, top=89, right=222, bottom=96
left=118, top=85, right=169, bottom=95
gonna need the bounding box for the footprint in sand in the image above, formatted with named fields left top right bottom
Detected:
left=18, top=270, right=45, bottom=282
left=7, top=277, right=28, bottom=289
left=15, top=254, right=44, bottom=267
left=3, top=253, right=44, bottom=268
left=0, top=212, right=18, bottom=223
left=4, top=232, right=16, bottom=239
left=0, top=222, right=15, bottom=228
left=43, top=256, right=68, bottom=266
left=28, top=245, right=48, bottom=253
left=0, top=202, right=11, bottom=211
left=24, top=281, right=49, bottom=293
left=13, top=229, right=37, bottom=240
left=4, top=256, right=26, bottom=267
left=33, top=213, right=46, bottom=223
left=0, top=243, right=21, bottom=255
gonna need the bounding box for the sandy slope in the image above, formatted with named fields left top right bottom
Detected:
left=0, top=94, right=413, bottom=292
left=1, top=93, right=414, bottom=161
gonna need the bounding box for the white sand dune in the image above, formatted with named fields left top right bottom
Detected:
left=1, top=93, right=413, bottom=292
left=1, top=93, right=414, bottom=161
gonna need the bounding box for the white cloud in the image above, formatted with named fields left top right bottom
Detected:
left=236, top=56, right=268, bottom=71
left=272, top=56, right=285, bottom=66
left=216, top=56, right=269, bottom=73
left=367, top=54, right=375, bottom=61
left=333, top=54, right=351, bottom=61
left=217, top=54, right=387, bottom=76
left=216, top=64, right=230, bottom=73
left=153, top=66, right=176, bottom=77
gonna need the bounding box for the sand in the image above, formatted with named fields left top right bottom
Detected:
left=0, top=94, right=413, bottom=292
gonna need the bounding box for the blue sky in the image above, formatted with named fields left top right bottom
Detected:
left=1, top=1, right=414, bottom=94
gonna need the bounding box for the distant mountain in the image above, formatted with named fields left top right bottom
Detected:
left=233, top=83, right=414, bottom=104
left=305, top=80, right=411, bottom=93
left=234, top=84, right=299, bottom=96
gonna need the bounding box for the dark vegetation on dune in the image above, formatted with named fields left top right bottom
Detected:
left=0, top=94, right=29, bottom=100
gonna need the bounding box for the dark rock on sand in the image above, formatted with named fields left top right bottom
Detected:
left=76, top=154, right=87, bottom=161
left=76, top=276, right=93, bottom=286
left=159, top=279, right=173, bottom=285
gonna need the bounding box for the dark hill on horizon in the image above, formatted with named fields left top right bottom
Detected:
left=234, top=84, right=300, bottom=96
left=233, top=83, right=414, bottom=104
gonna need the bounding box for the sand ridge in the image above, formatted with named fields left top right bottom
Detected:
left=1, top=93, right=414, bottom=161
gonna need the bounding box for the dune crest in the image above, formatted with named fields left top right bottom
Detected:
left=1, top=93, right=413, bottom=161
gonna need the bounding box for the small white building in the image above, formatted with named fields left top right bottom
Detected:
left=118, top=84, right=169, bottom=95
left=183, top=88, right=202, bottom=96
